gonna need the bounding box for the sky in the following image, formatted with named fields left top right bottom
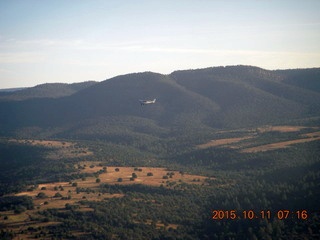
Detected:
left=0, top=0, right=320, bottom=88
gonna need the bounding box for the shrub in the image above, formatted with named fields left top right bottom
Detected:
left=53, top=192, right=62, bottom=198
left=36, top=192, right=47, bottom=199
left=14, top=205, right=26, bottom=214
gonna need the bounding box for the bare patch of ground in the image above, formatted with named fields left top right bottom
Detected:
left=78, top=165, right=211, bottom=187
left=302, top=131, right=320, bottom=138
left=256, top=125, right=307, bottom=133
left=241, top=131, right=320, bottom=153
left=197, top=125, right=320, bottom=153
left=197, top=136, right=254, bottom=149
left=13, top=165, right=210, bottom=210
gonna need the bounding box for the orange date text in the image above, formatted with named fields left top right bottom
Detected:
left=212, top=210, right=308, bottom=220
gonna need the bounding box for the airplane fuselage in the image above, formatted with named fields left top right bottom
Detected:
left=139, top=99, right=156, bottom=105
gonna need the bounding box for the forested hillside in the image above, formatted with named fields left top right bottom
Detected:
left=0, top=66, right=319, bottom=143
left=0, top=81, right=97, bottom=101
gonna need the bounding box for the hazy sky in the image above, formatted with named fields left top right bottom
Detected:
left=1, top=0, right=320, bottom=88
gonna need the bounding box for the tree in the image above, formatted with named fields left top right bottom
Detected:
left=36, top=192, right=47, bottom=199
left=14, top=205, right=26, bottom=214
left=53, top=192, right=62, bottom=198
left=96, top=178, right=101, bottom=183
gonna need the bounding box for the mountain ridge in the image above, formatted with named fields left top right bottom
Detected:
left=0, top=65, right=319, bottom=142
left=0, top=81, right=97, bottom=101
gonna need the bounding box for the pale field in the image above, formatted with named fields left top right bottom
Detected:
left=302, top=131, right=320, bottom=138
left=197, top=136, right=254, bottom=149
left=0, top=162, right=212, bottom=239
left=241, top=133, right=320, bottom=153
left=197, top=125, right=320, bottom=153
left=12, top=165, right=211, bottom=209
left=256, top=125, right=308, bottom=133
left=79, top=165, right=210, bottom=185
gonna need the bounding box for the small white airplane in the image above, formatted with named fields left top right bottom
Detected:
left=139, top=98, right=156, bottom=106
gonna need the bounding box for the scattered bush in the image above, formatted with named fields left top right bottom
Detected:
left=36, top=192, right=47, bottom=199
left=53, top=192, right=62, bottom=198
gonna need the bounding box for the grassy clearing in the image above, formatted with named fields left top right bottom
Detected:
left=197, top=125, right=320, bottom=153
left=79, top=165, right=211, bottom=186
left=0, top=163, right=212, bottom=237
left=241, top=134, right=320, bottom=153
left=197, top=136, right=254, bottom=149
left=256, top=125, right=307, bottom=133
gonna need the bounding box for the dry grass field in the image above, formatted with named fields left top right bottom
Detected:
left=241, top=131, right=320, bottom=153
left=0, top=162, right=213, bottom=238
left=256, top=125, right=307, bottom=133
left=197, top=125, right=320, bottom=153
left=197, top=136, right=254, bottom=149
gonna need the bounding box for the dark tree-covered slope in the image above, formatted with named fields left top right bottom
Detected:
left=0, top=81, right=97, bottom=101
left=0, top=66, right=319, bottom=139
left=276, top=68, right=320, bottom=93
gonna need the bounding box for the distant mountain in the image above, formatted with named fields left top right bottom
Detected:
left=0, top=81, right=97, bottom=101
left=0, top=88, right=26, bottom=93
left=171, top=66, right=320, bottom=127
left=0, top=66, right=319, bottom=144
